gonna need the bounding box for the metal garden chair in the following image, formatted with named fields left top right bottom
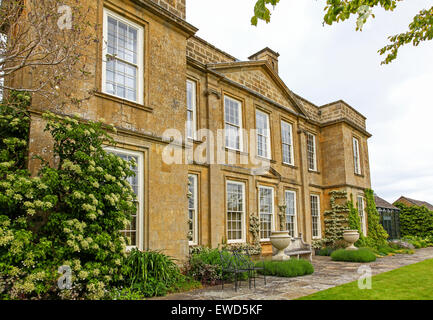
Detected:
left=218, top=250, right=250, bottom=291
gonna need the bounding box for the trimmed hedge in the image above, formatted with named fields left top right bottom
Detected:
left=256, top=259, right=314, bottom=277
left=395, top=203, right=433, bottom=238
left=331, top=248, right=376, bottom=262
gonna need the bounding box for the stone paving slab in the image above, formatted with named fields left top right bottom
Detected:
left=153, top=247, right=433, bottom=300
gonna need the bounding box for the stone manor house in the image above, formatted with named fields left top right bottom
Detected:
left=24, top=0, right=372, bottom=260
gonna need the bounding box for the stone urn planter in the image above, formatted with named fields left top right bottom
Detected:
left=343, top=230, right=360, bottom=250
left=270, top=231, right=291, bottom=261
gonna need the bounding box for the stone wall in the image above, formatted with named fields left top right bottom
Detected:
left=320, top=101, right=366, bottom=129
left=149, top=0, right=186, bottom=19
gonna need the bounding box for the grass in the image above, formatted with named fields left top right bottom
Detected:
left=330, top=248, right=377, bottom=262
left=298, top=258, right=433, bottom=300
left=256, top=258, right=314, bottom=277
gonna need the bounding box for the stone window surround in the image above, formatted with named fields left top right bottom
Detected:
left=226, top=179, right=247, bottom=244
left=105, top=146, right=145, bottom=251
left=281, top=119, right=295, bottom=166
left=255, top=109, right=271, bottom=160
left=188, top=173, right=199, bottom=246
left=310, top=194, right=321, bottom=239
left=285, top=189, right=297, bottom=238
left=259, top=185, right=275, bottom=242
left=186, top=79, right=197, bottom=140
left=306, top=132, right=317, bottom=172
left=353, top=136, right=362, bottom=175
left=224, top=95, right=244, bottom=152
left=102, top=7, right=145, bottom=105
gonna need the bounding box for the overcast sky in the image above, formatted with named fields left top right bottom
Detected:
left=186, top=0, right=433, bottom=205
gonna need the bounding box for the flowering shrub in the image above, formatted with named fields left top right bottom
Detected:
left=0, top=94, right=137, bottom=299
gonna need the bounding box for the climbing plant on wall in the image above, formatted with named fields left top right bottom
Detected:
left=322, top=190, right=350, bottom=247
left=363, top=189, right=389, bottom=247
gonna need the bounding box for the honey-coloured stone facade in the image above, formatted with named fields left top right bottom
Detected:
left=21, top=0, right=372, bottom=261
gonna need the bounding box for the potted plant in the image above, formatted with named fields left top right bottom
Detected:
left=343, top=229, right=360, bottom=250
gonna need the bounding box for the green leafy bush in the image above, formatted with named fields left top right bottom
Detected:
left=184, top=247, right=249, bottom=284
left=402, top=235, right=433, bottom=249
left=330, top=248, right=376, bottom=262
left=120, top=249, right=199, bottom=297
left=316, top=247, right=335, bottom=256
left=106, top=287, right=146, bottom=300
left=256, top=259, right=314, bottom=277
left=395, top=203, right=433, bottom=238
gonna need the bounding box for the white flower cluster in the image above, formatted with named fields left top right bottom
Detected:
left=62, top=159, right=82, bottom=175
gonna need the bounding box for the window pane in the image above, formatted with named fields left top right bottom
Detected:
left=107, top=151, right=141, bottom=247
left=307, top=133, right=316, bottom=170
left=224, top=97, right=242, bottom=150
left=259, top=187, right=273, bottom=240
left=285, top=191, right=296, bottom=237
left=105, top=14, right=139, bottom=102
left=186, top=81, right=196, bottom=138
left=282, top=121, right=293, bottom=164
left=227, top=182, right=244, bottom=241
left=310, top=195, right=320, bottom=238
left=188, top=175, right=197, bottom=243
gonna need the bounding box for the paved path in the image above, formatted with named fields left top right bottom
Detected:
left=154, top=247, right=433, bottom=300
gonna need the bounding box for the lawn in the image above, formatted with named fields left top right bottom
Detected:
left=298, top=258, right=433, bottom=300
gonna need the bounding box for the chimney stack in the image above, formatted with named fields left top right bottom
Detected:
left=248, top=47, right=280, bottom=73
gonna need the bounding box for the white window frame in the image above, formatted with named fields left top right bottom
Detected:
left=307, top=132, right=317, bottom=171
left=186, top=80, right=197, bottom=140
left=224, top=96, right=243, bottom=151
left=102, top=8, right=144, bottom=104
left=281, top=120, right=294, bottom=165
left=256, top=109, right=271, bottom=159
left=310, top=194, right=321, bottom=239
left=188, top=174, right=199, bottom=246
left=105, top=146, right=144, bottom=251
left=258, top=186, right=275, bottom=242
left=226, top=180, right=246, bottom=244
left=353, top=137, right=361, bottom=175
left=285, top=190, right=297, bottom=237
left=357, top=196, right=367, bottom=236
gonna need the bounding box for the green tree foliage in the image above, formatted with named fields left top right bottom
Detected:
left=251, top=0, right=433, bottom=64
left=251, top=0, right=280, bottom=26
left=395, top=202, right=433, bottom=238
left=0, top=94, right=137, bottom=299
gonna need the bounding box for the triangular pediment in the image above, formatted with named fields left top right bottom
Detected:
left=208, top=61, right=307, bottom=117
left=252, top=166, right=282, bottom=180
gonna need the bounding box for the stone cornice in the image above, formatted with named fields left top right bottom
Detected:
left=28, top=108, right=187, bottom=148
left=129, top=0, right=198, bottom=36
left=320, top=118, right=372, bottom=138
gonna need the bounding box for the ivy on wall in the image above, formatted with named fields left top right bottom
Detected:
left=395, top=202, right=433, bottom=238
left=363, top=189, right=389, bottom=247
